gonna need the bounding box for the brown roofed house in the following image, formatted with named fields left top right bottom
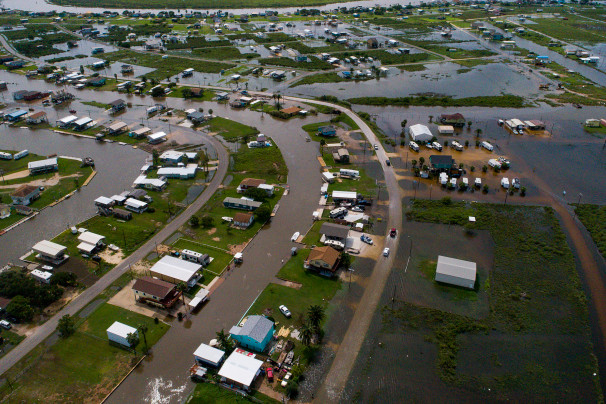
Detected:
left=233, top=212, right=254, bottom=228
left=280, top=106, right=302, bottom=116
left=239, top=178, right=266, bottom=192
left=132, top=276, right=181, bottom=309
left=306, top=246, right=341, bottom=276
left=11, top=185, right=40, bottom=206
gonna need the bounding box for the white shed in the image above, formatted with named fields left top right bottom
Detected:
left=107, top=321, right=138, bottom=347
left=409, top=124, right=433, bottom=142
left=435, top=255, right=477, bottom=289
left=193, top=342, right=225, bottom=368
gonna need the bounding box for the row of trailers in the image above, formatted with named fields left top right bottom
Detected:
left=0, top=150, right=29, bottom=161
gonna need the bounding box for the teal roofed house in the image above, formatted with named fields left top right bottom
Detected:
left=229, top=315, right=275, bottom=353
left=317, top=126, right=337, bottom=137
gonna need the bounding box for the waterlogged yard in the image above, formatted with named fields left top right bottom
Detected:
left=346, top=199, right=603, bottom=402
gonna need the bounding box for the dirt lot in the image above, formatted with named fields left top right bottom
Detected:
left=107, top=279, right=186, bottom=320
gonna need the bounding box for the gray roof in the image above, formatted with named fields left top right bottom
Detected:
left=320, top=222, right=350, bottom=239
left=230, top=315, right=273, bottom=343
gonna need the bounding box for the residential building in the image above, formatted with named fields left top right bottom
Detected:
left=157, top=166, right=197, bottom=179
left=280, top=106, right=302, bottom=116
left=107, top=321, right=138, bottom=347
left=130, top=127, right=151, bottom=138
left=28, top=158, right=58, bottom=175
left=132, top=276, right=181, bottom=308
left=133, top=175, right=167, bottom=191
left=31, top=269, right=52, bottom=284
left=233, top=212, right=254, bottom=228
left=107, top=121, right=128, bottom=135
left=367, top=37, right=379, bottom=48
left=109, top=99, right=126, bottom=113
left=317, top=126, right=337, bottom=137
left=331, top=190, right=357, bottom=203
left=5, top=109, right=28, bottom=121
left=32, top=240, right=69, bottom=265
left=11, top=185, right=40, bottom=206
left=435, top=255, right=477, bottom=289
left=147, top=131, right=167, bottom=144
left=193, top=343, right=225, bottom=368
left=218, top=351, right=264, bottom=391
left=159, top=150, right=184, bottom=165
left=26, top=111, right=47, bottom=125
left=73, top=117, right=93, bottom=131
left=77, top=231, right=105, bottom=255
left=237, top=179, right=267, bottom=194
left=149, top=255, right=202, bottom=288
left=229, top=315, right=275, bottom=352
left=124, top=198, right=148, bottom=213
left=0, top=204, right=10, bottom=219
left=223, top=197, right=262, bottom=211
left=187, top=111, right=206, bottom=124
left=56, top=115, right=78, bottom=128
left=305, top=245, right=340, bottom=276
left=86, top=77, right=106, bottom=87
left=439, top=113, right=466, bottom=127
left=320, top=222, right=349, bottom=243
left=258, top=184, right=274, bottom=196
left=429, top=155, right=454, bottom=171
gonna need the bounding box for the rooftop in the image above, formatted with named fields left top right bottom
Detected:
left=230, top=315, right=274, bottom=343
left=150, top=256, right=201, bottom=283
left=11, top=184, right=38, bottom=197
left=308, top=246, right=340, bottom=269
left=218, top=351, right=263, bottom=388
left=132, top=276, right=175, bottom=299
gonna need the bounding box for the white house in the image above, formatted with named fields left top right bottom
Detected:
left=218, top=351, right=263, bottom=391
left=193, top=343, right=225, bottom=368
left=31, top=269, right=53, bottom=284
left=435, top=255, right=477, bottom=289
left=107, top=321, right=138, bottom=347
left=149, top=255, right=202, bottom=287
left=409, top=124, right=433, bottom=142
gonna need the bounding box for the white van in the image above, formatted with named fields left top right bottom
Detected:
left=409, top=141, right=420, bottom=152
left=474, top=178, right=482, bottom=188
left=481, top=141, right=494, bottom=151
left=432, top=141, right=442, bottom=151
left=501, top=177, right=510, bottom=189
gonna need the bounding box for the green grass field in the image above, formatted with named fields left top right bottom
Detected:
left=574, top=204, right=606, bottom=258
left=0, top=302, right=169, bottom=402
left=206, top=116, right=259, bottom=142
left=0, top=150, right=45, bottom=175
left=188, top=382, right=278, bottom=403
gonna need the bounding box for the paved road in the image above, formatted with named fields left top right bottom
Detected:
left=0, top=133, right=228, bottom=377
left=0, top=35, right=35, bottom=63
left=106, top=103, right=323, bottom=403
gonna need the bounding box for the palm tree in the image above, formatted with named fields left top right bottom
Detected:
left=319, top=139, right=326, bottom=155
left=475, top=128, right=482, bottom=138
left=176, top=282, right=188, bottom=310
left=138, top=324, right=149, bottom=353
left=127, top=332, right=139, bottom=354
left=216, top=329, right=234, bottom=354
left=299, top=322, right=313, bottom=347
left=400, top=119, right=407, bottom=135
left=307, top=305, right=325, bottom=335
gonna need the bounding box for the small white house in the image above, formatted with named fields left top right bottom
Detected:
left=409, top=124, right=433, bottom=142
left=193, top=343, right=225, bottom=368
left=107, top=321, right=138, bottom=347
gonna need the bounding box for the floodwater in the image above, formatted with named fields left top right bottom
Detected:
left=286, top=60, right=541, bottom=99
left=355, top=103, right=606, bottom=204
left=0, top=0, right=424, bottom=14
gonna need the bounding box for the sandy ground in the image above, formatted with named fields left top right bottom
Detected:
left=2, top=169, right=29, bottom=180
left=0, top=172, right=81, bottom=190
left=348, top=230, right=385, bottom=259
left=98, top=248, right=124, bottom=265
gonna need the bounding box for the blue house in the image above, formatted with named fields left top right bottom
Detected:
left=492, top=33, right=504, bottom=41
left=317, top=125, right=337, bottom=137
left=229, top=315, right=275, bottom=352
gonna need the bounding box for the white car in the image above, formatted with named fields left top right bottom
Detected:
left=279, top=305, right=291, bottom=318
left=281, top=372, right=292, bottom=387
left=291, top=232, right=300, bottom=242
left=0, top=320, right=11, bottom=330
left=374, top=144, right=378, bottom=150
left=383, top=247, right=390, bottom=257
left=41, top=265, right=54, bottom=271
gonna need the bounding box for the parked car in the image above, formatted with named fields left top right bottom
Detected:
left=266, top=367, right=274, bottom=382
left=0, top=320, right=11, bottom=330
left=513, top=178, right=521, bottom=189
left=390, top=228, right=397, bottom=237
left=357, top=199, right=372, bottom=206
left=92, top=255, right=101, bottom=262
left=360, top=234, right=373, bottom=245
left=383, top=247, right=390, bottom=257
left=281, top=372, right=292, bottom=387
left=352, top=206, right=364, bottom=212
left=374, top=144, right=378, bottom=150
left=291, top=232, right=300, bottom=242
left=41, top=265, right=54, bottom=271
left=279, top=305, right=291, bottom=318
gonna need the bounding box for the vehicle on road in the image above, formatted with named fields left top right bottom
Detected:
left=385, top=159, right=391, bottom=166
left=374, top=144, right=378, bottom=150
left=291, top=232, right=300, bottom=242
left=383, top=247, right=390, bottom=257
left=279, top=305, right=291, bottom=318
left=361, top=234, right=373, bottom=245
left=390, top=228, right=397, bottom=238
left=0, top=320, right=11, bottom=330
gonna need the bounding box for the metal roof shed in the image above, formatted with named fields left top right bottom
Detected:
left=107, top=321, right=138, bottom=347
left=435, top=255, right=477, bottom=289
left=193, top=342, right=225, bottom=368
left=78, top=231, right=105, bottom=246
left=331, top=190, right=357, bottom=201
left=409, top=124, right=433, bottom=142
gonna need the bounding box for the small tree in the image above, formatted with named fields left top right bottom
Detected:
left=307, top=305, right=325, bottom=336
left=411, top=159, right=417, bottom=167
left=151, top=86, right=165, bottom=97
left=475, top=128, right=482, bottom=137
left=319, top=139, right=326, bottom=155
left=181, top=87, right=192, bottom=99
left=152, top=149, right=160, bottom=167
left=482, top=165, right=488, bottom=173
left=255, top=204, right=272, bottom=223
left=467, top=121, right=472, bottom=129
left=201, top=215, right=214, bottom=228
left=482, top=184, right=489, bottom=193
left=419, top=157, right=425, bottom=166
left=299, top=322, right=313, bottom=347
left=189, top=215, right=199, bottom=227
left=6, top=296, right=34, bottom=322
left=57, top=314, right=76, bottom=338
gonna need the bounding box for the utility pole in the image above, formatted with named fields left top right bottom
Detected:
left=573, top=193, right=583, bottom=219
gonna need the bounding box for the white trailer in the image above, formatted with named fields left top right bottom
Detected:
left=480, top=141, right=494, bottom=151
